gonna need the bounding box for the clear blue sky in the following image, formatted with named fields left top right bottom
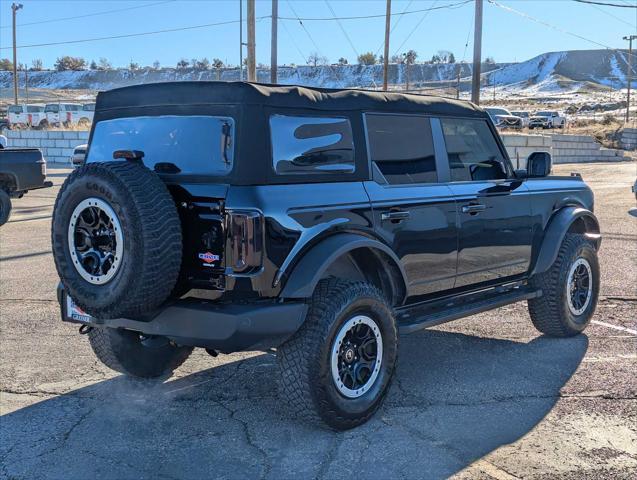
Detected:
left=0, top=0, right=635, bottom=69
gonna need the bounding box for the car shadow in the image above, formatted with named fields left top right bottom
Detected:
left=1, top=330, right=588, bottom=479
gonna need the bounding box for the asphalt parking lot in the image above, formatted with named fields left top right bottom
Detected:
left=1, top=162, right=636, bottom=479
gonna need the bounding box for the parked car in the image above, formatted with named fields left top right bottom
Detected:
left=7, top=104, right=47, bottom=129
left=0, top=147, right=52, bottom=225
left=485, top=107, right=523, bottom=128
left=69, top=144, right=87, bottom=167
left=80, top=103, right=95, bottom=126
left=44, top=103, right=84, bottom=127
left=529, top=111, right=566, bottom=129
left=510, top=110, right=531, bottom=127
left=53, top=82, right=601, bottom=430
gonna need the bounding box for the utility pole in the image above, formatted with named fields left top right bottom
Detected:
left=456, top=63, right=461, bottom=99
left=271, top=0, right=278, bottom=84
left=247, top=0, right=256, bottom=82
left=11, top=3, right=23, bottom=106
left=24, top=68, right=28, bottom=103
left=623, top=35, right=636, bottom=124
left=382, top=0, right=391, bottom=91
left=239, top=0, right=244, bottom=81
left=493, top=70, right=496, bottom=102
left=471, top=0, right=483, bottom=104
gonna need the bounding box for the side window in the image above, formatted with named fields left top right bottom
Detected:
left=441, top=118, right=508, bottom=182
left=270, top=115, right=354, bottom=175
left=8, top=106, right=22, bottom=114
left=365, top=113, right=437, bottom=185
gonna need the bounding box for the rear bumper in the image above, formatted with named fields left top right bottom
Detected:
left=58, top=284, right=308, bottom=353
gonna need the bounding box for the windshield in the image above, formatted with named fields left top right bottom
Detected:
left=8, top=105, right=22, bottom=113
left=485, top=108, right=510, bottom=116
left=45, top=104, right=59, bottom=113
left=27, top=105, right=44, bottom=113
left=511, top=111, right=528, bottom=117
left=536, top=111, right=555, bottom=117
left=87, top=115, right=234, bottom=175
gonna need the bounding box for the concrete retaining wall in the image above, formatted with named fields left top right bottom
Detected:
left=501, top=133, right=627, bottom=166
left=621, top=128, right=637, bottom=151
left=1, top=129, right=88, bottom=164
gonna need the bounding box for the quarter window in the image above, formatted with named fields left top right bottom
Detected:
left=365, top=114, right=437, bottom=185
left=270, top=115, right=354, bottom=175
left=441, top=118, right=508, bottom=182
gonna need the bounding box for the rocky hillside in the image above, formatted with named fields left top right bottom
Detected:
left=0, top=49, right=632, bottom=93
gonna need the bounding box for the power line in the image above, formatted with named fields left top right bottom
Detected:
left=374, top=0, right=414, bottom=57
left=278, top=0, right=473, bottom=21
left=324, top=0, right=360, bottom=59
left=488, top=0, right=637, bottom=58
left=393, top=0, right=441, bottom=56
left=572, top=0, right=637, bottom=8
left=0, top=1, right=174, bottom=30
left=586, top=3, right=637, bottom=28
left=279, top=16, right=309, bottom=65
left=0, top=18, right=256, bottom=51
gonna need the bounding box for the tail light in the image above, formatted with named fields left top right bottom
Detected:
left=66, top=112, right=72, bottom=123
left=226, top=210, right=263, bottom=274
left=28, top=114, right=33, bottom=125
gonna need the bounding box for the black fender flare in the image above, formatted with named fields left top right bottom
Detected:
left=531, top=206, right=601, bottom=276
left=279, top=233, right=408, bottom=303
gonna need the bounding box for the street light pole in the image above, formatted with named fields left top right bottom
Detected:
left=623, top=35, right=637, bottom=124
left=11, top=3, right=23, bottom=106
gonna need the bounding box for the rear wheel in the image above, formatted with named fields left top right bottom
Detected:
left=0, top=189, right=12, bottom=226
left=528, top=233, right=599, bottom=337
left=277, top=278, right=398, bottom=430
left=88, top=327, right=192, bottom=378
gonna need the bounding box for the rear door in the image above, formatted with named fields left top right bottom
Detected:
left=438, top=117, right=533, bottom=288
left=364, top=113, right=458, bottom=299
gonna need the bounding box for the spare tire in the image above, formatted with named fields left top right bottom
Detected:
left=52, top=161, right=182, bottom=319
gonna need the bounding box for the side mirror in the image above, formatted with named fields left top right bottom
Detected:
left=527, top=151, right=552, bottom=177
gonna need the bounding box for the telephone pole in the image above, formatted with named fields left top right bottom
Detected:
left=623, top=35, right=636, bottom=124
left=239, top=0, right=243, bottom=81
left=382, top=0, right=391, bottom=91
left=247, top=0, right=256, bottom=82
left=271, top=0, right=278, bottom=84
left=471, top=0, right=483, bottom=104
left=12, top=3, right=23, bottom=106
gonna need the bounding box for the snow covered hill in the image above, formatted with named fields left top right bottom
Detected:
left=0, top=49, right=632, bottom=93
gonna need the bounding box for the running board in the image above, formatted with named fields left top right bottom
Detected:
left=397, top=287, right=542, bottom=335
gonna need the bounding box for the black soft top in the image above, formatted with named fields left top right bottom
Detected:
left=96, top=81, right=484, bottom=117
left=91, top=82, right=488, bottom=185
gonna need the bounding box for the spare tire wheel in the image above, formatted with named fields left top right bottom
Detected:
left=52, top=161, right=182, bottom=319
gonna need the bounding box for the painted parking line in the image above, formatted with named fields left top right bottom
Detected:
left=592, top=320, right=637, bottom=336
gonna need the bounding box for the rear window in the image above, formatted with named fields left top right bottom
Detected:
left=270, top=115, right=354, bottom=175
left=83, top=103, right=95, bottom=111
left=87, top=115, right=234, bottom=175
left=63, top=104, right=81, bottom=111
left=8, top=105, right=22, bottom=113
left=27, top=105, right=44, bottom=113
left=45, top=104, right=59, bottom=113
left=365, top=113, right=437, bottom=185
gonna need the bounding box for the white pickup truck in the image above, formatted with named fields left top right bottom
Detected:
left=44, top=103, right=84, bottom=127
left=79, top=103, right=95, bottom=126
left=529, top=110, right=566, bottom=129
left=7, top=104, right=47, bottom=129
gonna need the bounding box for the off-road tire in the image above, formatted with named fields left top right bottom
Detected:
left=88, top=327, right=192, bottom=378
left=528, top=233, right=599, bottom=337
left=0, top=189, right=11, bottom=226
left=52, top=161, right=182, bottom=319
left=277, top=278, right=398, bottom=430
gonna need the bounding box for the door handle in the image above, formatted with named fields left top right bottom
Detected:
left=381, top=210, right=411, bottom=222
left=461, top=203, right=486, bottom=214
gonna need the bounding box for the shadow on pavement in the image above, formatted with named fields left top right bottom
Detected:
left=0, top=330, right=588, bottom=479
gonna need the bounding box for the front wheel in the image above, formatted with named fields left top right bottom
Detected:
left=88, top=327, right=192, bottom=378
left=277, top=279, right=398, bottom=430
left=528, top=233, right=599, bottom=337
left=0, top=189, right=12, bottom=226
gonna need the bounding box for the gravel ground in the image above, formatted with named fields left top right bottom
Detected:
left=1, top=162, right=636, bottom=480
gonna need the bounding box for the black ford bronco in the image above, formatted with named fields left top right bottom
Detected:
left=53, top=82, right=601, bottom=430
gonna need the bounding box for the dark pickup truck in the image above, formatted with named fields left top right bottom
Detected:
left=52, top=82, right=601, bottom=430
left=0, top=145, right=52, bottom=225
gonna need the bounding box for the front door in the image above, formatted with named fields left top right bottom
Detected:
left=438, top=117, right=533, bottom=288
left=364, top=113, right=458, bottom=299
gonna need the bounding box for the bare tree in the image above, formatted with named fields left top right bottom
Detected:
left=176, top=59, right=190, bottom=69
left=31, top=59, right=43, bottom=71
left=338, top=57, right=348, bottom=65
left=54, top=56, right=87, bottom=71
left=98, top=58, right=112, bottom=70
left=152, top=60, right=161, bottom=70
left=357, top=52, right=377, bottom=65
left=307, top=52, right=328, bottom=67
left=0, top=58, right=13, bottom=70
left=194, top=58, right=210, bottom=70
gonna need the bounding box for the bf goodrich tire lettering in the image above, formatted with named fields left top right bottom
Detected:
left=52, top=161, right=182, bottom=319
